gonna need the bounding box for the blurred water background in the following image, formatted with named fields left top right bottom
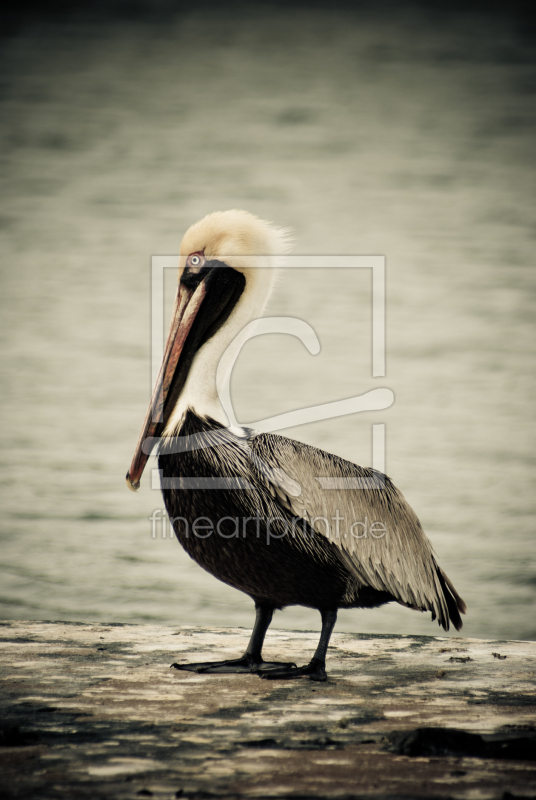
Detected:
left=0, top=1, right=535, bottom=641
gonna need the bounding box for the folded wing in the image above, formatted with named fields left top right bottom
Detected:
left=250, top=432, right=466, bottom=631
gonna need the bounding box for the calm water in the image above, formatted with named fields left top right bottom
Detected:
left=0, top=5, right=535, bottom=641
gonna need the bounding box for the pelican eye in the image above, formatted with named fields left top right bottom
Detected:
left=188, top=253, right=205, bottom=268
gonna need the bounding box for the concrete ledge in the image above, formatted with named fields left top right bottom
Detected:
left=1, top=621, right=535, bottom=799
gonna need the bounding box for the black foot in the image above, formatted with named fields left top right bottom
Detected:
left=258, top=657, right=327, bottom=682
left=171, top=654, right=297, bottom=675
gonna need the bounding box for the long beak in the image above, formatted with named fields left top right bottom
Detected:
left=126, top=278, right=207, bottom=491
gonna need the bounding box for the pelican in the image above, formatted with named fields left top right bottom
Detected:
left=126, top=210, right=466, bottom=682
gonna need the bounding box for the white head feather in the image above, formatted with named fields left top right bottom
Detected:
left=164, top=210, right=292, bottom=433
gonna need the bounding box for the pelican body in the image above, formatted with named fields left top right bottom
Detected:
left=127, top=210, right=466, bottom=681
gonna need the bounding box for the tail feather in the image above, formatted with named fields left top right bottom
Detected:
left=437, top=567, right=467, bottom=632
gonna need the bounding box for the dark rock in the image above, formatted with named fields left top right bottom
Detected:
left=387, top=727, right=536, bottom=761
left=0, top=726, right=39, bottom=747
left=239, top=738, right=279, bottom=749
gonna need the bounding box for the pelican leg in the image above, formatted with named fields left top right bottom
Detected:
left=171, top=604, right=297, bottom=674
left=258, top=609, right=337, bottom=682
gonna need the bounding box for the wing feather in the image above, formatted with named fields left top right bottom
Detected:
left=250, top=432, right=464, bottom=631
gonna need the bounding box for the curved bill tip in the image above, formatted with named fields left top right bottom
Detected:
left=126, top=472, right=140, bottom=492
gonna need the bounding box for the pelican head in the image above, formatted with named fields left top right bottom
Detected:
left=126, top=210, right=291, bottom=491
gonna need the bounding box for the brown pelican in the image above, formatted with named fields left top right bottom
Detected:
left=126, top=210, right=466, bottom=682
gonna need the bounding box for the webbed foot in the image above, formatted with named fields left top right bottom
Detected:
left=257, top=657, right=327, bottom=682
left=171, top=654, right=297, bottom=675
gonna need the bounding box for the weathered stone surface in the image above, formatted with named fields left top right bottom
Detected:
left=0, top=621, right=535, bottom=799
